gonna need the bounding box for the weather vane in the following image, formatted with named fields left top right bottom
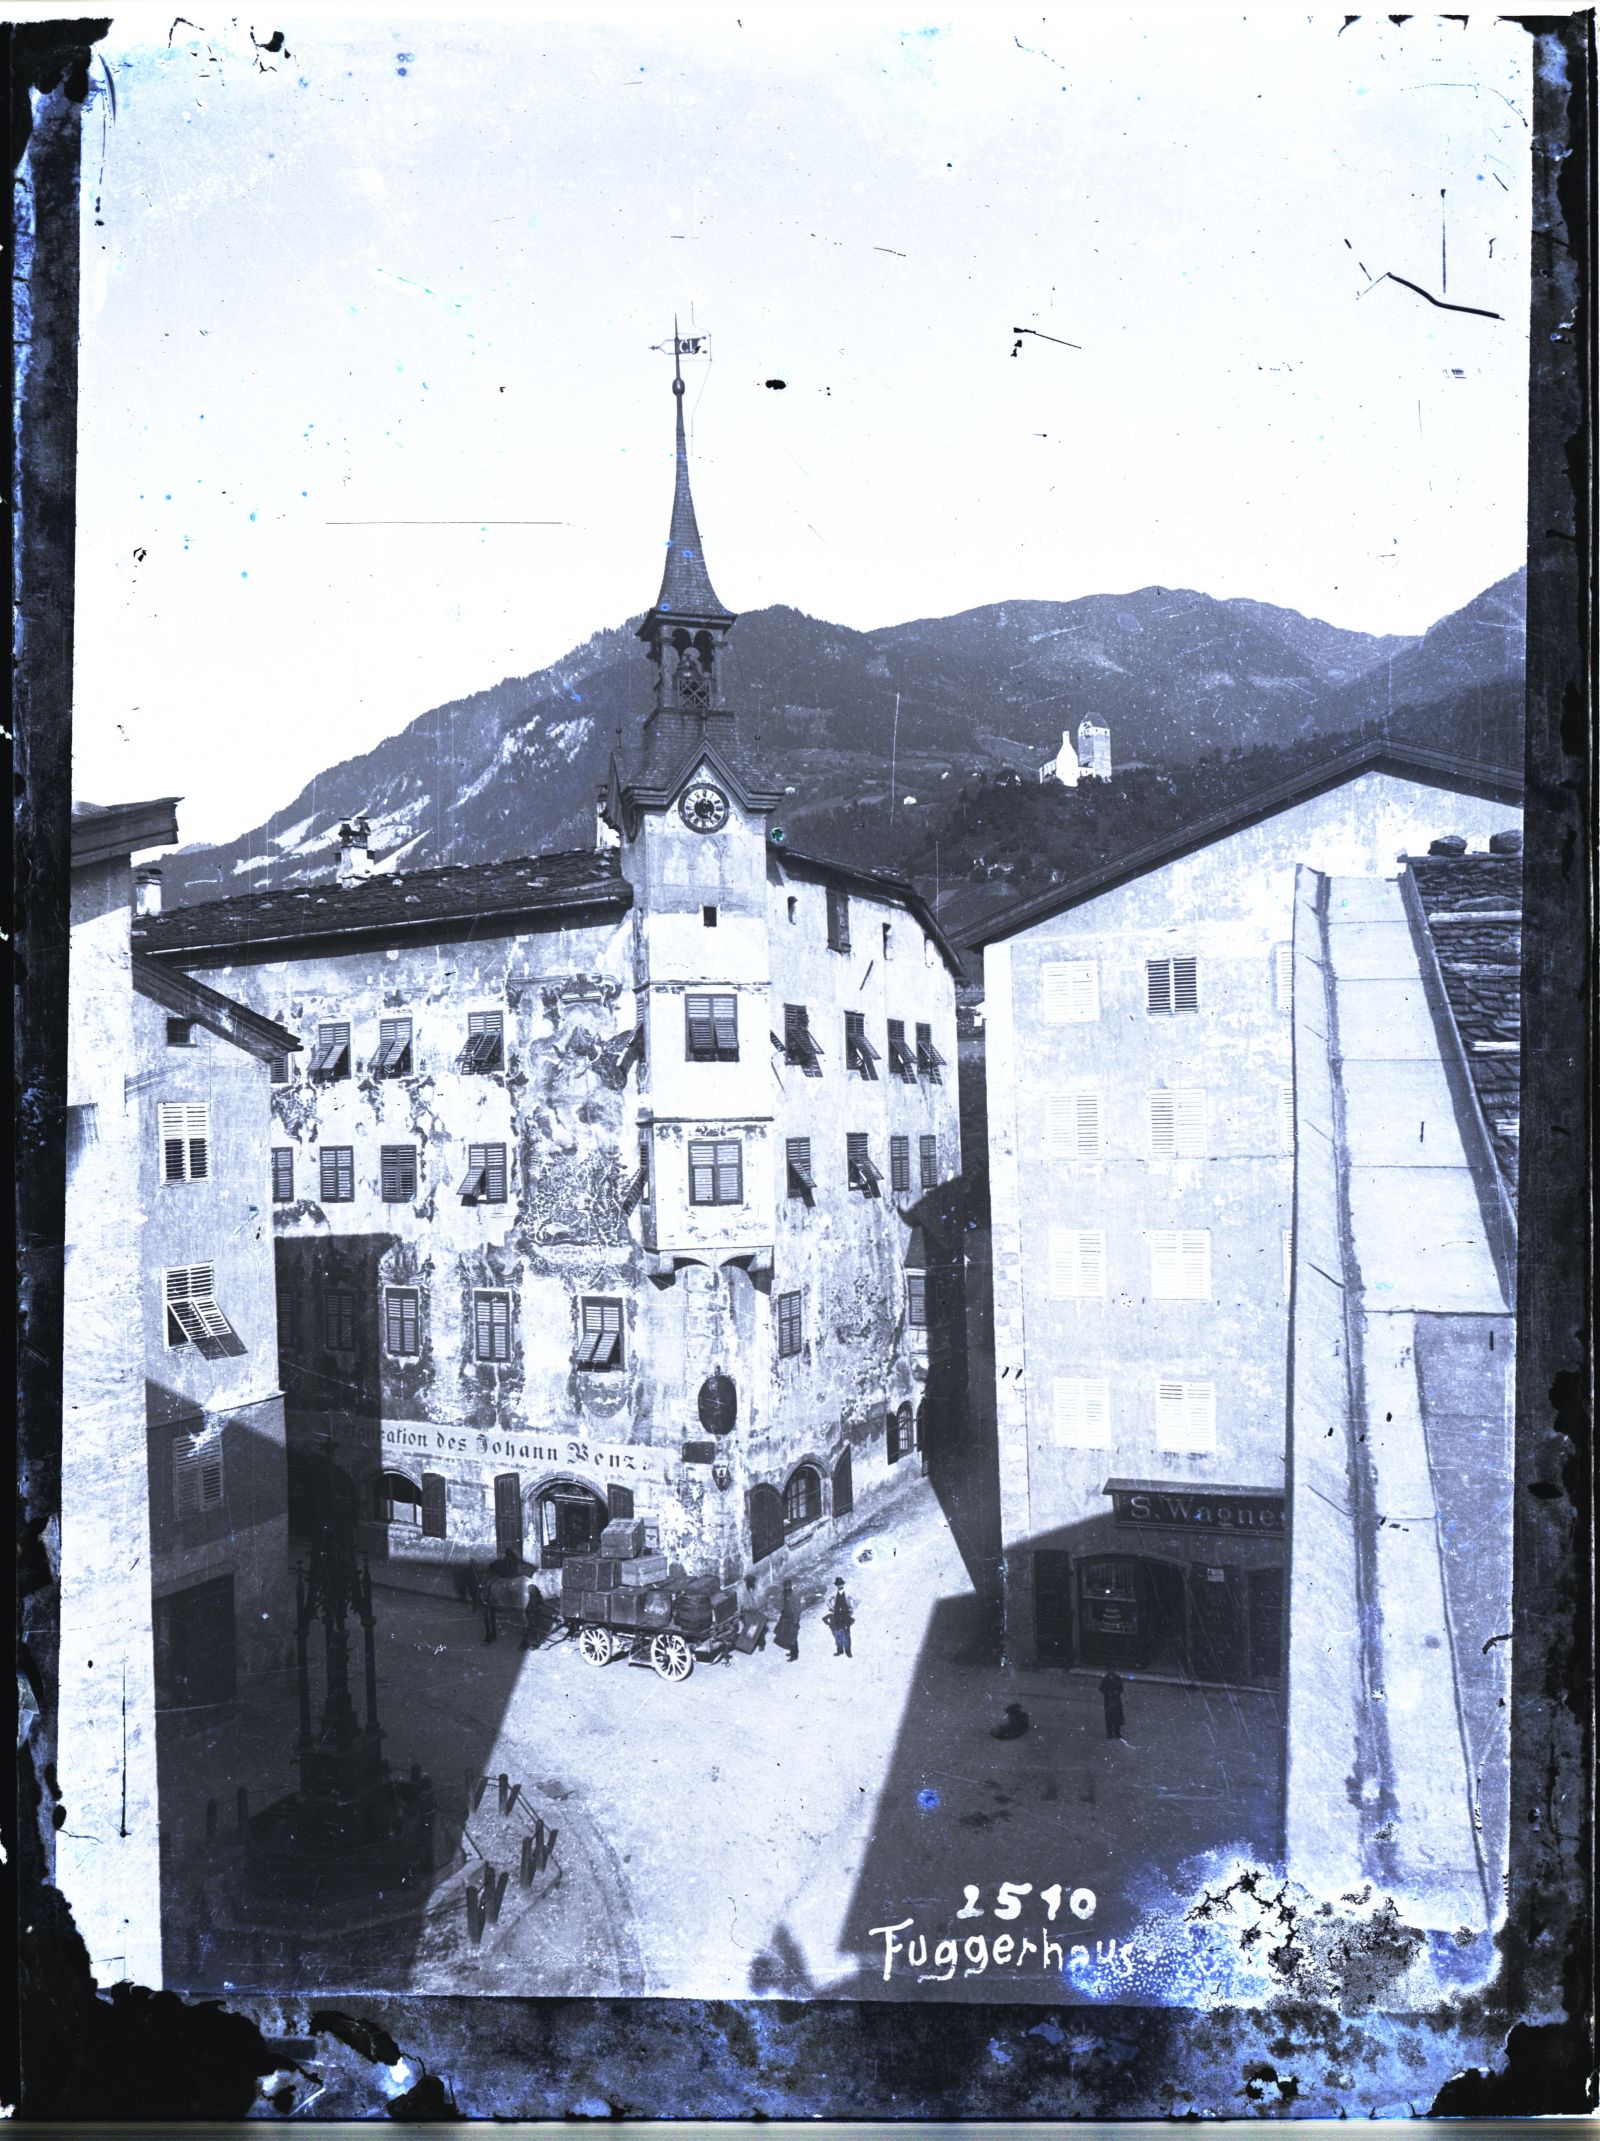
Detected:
left=651, top=319, right=710, bottom=363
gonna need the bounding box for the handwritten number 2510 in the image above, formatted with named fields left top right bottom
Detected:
left=956, top=1883, right=1096, bottom=1921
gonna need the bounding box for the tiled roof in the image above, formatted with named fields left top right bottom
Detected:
left=1408, top=851, right=1521, bottom=1199
left=136, top=848, right=630, bottom=963
left=71, top=796, right=181, bottom=868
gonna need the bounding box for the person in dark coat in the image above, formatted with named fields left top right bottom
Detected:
left=480, top=1572, right=500, bottom=1645
left=521, top=1586, right=551, bottom=1651
left=990, top=1702, right=1031, bottom=1740
left=1098, top=1669, right=1126, bottom=1740
left=736, top=1574, right=768, bottom=1654
left=773, top=1582, right=799, bottom=1662
left=826, top=1577, right=854, bottom=1658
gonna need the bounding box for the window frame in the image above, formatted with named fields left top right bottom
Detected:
left=889, top=1134, right=911, bottom=1193
left=886, top=1017, right=918, bottom=1081
left=473, top=1289, right=512, bottom=1364
left=1052, top=1375, right=1111, bottom=1450
left=372, top=1016, right=414, bottom=1078
left=1156, top=1378, right=1218, bottom=1454
left=171, top=1426, right=225, bottom=1517
left=1148, top=1228, right=1213, bottom=1301
left=843, top=1009, right=880, bottom=1079
left=271, top=1147, right=295, bottom=1203
left=919, top=1133, right=938, bottom=1190
left=374, top=1471, right=423, bottom=1526
left=309, top=1021, right=351, bottom=1079
left=459, top=1010, right=504, bottom=1073
left=323, top=1285, right=358, bottom=1353
left=688, top=1137, right=744, bottom=1207
left=1149, top=1087, right=1208, bottom=1157
left=1047, top=1226, right=1108, bottom=1298
left=782, top=1003, right=824, bottom=1074
left=782, top=1463, right=823, bottom=1531
left=163, top=1263, right=244, bottom=1357
left=776, top=1289, right=804, bottom=1357
left=383, top=1285, right=421, bottom=1357
left=1041, top=960, right=1100, bottom=1024
left=380, top=1143, right=418, bottom=1203
left=459, top=1141, right=508, bottom=1204
left=158, top=1101, right=210, bottom=1184
left=825, top=884, right=852, bottom=954
left=914, top=1021, right=945, bottom=1080
left=846, top=1132, right=882, bottom=1196
left=575, top=1295, right=624, bottom=1372
left=785, top=1135, right=815, bottom=1203
left=685, top=991, right=740, bottom=1062
left=1146, top=955, right=1200, bottom=1017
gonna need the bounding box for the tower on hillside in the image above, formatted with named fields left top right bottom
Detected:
left=1077, top=720, right=1112, bottom=781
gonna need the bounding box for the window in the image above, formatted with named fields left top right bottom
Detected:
left=890, top=1135, right=911, bottom=1193
left=320, top=1146, right=355, bottom=1202
left=1042, top=960, right=1100, bottom=1023
left=1045, top=1091, right=1103, bottom=1159
left=172, top=1427, right=225, bottom=1516
left=1278, top=1081, right=1296, bottom=1152
left=886, top=1018, right=918, bottom=1080
left=1274, top=942, right=1294, bottom=1013
left=458, top=1010, right=503, bottom=1072
left=372, top=1017, right=413, bottom=1077
left=1156, top=1379, right=1217, bottom=1454
left=749, top=1482, right=785, bottom=1562
left=786, top=1136, right=815, bottom=1202
left=1052, top=1377, right=1111, bottom=1450
left=847, top=1132, right=882, bottom=1196
left=576, top=1296, right=623, bottom=1370
left=422, top=1473, right=447, bottom=1538
left=689, top=1138, right=743, bottom=1206
left=915, top=1022, right=944, bottom=1081
left=166, top=1017, right=197, bottom=1048
left=459, top=1143, right=507, bottom=1203
left=1048, top=1227, right=1106, bottom=1298
left=826, top=884, right=851, bottom=953
left=323, top=1286, right=357, bottom=1351
left=888, top=1401, right=914, bottom=1463
left=159, top=1102, right=210, bottom=1183
left=275, top=1282, right=299, bottom=1353
left=1149, top=1088, right=1207, bottom=1157
left=163, top=1265, right=246, bottom=1357
left=1149, top=1229, right=1212, bottom=1301
left=783, top=1464, right=823, bottom=1530
left=703, top=904, right=718, bottom=928
left=271, top=1148, right=294, bottom=1203
left=844, top=1011, right=880, bottom=1079
left=907, top=1271, right=928, bottom=1327
left=920, top=1134, right=938, bottom=1190
left=474, top=1291, right=512, bottom=1363
left=310, top=1021, right=351, bottom=1079
left=777, top=1290, right=804, bottom=1357
left=384, top=1287, right=420, bottom=1357
left=607, top=1484, right=635, bottom=1520
left=685, top=992, right=739, bottom=1062
left=269, top=1051, right=292, bottom=1086
left=381, top=1144, right=418, bottom=1202
left=375, top=1473, right=422, bottom=1526
left=1146, top=956, right=1200, bottom=1016
left=782, top=1002, right=823, bottom=1074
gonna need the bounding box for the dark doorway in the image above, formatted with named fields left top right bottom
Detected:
left=1188, top=1564, right=1249, bottom=1684
left=749, top=1482, right=784, bottom=1564
left=534, top=1482, right=607, bottom=1568
left=1033, top=1549, right=1074, bottom=1663
left=1142, top=1558, right=1187, bottom=1674
left=1246, top=1567, right=1285, bottom=1685
left=832, top=1449, right=854, bottom=1519
left=154, top=1575, right=237, bottom=1709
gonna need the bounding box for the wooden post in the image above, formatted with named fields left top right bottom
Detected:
left=520, top=1834, right=534, bottom=1887
left=465, top=1883, right=485, bottom=1946
left=484, top=1865, right=508, bottom=1925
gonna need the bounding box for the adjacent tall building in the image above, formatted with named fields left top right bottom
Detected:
left=138, top=353, right=964, bottom=1593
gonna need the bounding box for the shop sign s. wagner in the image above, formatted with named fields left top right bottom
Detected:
left=1108, top=1486, right=1285, bottom=1534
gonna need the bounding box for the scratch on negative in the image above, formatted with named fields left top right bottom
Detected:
left=1378, top=271, right=1502, bottom=322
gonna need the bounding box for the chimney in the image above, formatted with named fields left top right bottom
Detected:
left=1489, top=828, right=1523, bottom=857
left=595, top=787, right=620, bottom=853
left=1428, top=834, right=1468, bottom=857
left=337, top=816, right=374, bottom=882
left=133, top=865, right=163, bottom=916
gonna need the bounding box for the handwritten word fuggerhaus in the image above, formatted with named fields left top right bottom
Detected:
left=868, top=1916, right=1128, bottom=1983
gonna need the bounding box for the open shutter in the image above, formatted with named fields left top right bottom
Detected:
left=832, top=1449, right=854, bottom=1519
left=421, top=1472, right=447, bottom=1538
left=748, top=1483, right=785, bottom=1563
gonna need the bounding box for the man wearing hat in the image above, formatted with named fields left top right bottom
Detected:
left=826, top=1577, right=855, bottom=1658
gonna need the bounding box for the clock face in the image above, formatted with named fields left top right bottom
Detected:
left=679, top=783, right=730, bottom=834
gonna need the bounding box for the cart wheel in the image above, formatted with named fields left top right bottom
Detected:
left=650, top=1631, right=693, bottom=1683
left=579, top=1625, right=615, bottom=1667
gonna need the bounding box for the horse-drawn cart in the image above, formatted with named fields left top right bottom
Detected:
left=560, top=1532, right=740, bottom=1683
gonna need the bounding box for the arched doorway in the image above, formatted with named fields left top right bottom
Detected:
left=532, top=1478, right=609, bottom=1569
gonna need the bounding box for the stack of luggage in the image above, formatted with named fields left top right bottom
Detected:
left=559, top=1520, right=739, bottom=1648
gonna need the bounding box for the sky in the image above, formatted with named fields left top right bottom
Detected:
left=61, top=3, right=1536, bottom=845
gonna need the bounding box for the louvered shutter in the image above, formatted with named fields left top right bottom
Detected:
left=1049, top=1228, right=1106, bottom=1298
left=1052, top=1377, right=1111, bottom=1449
left=1042, top=960, right=1099, bottom=1023
left=715, top=1141, right=742, bottom=1203
left=1157, top=1379, right=1216, bottom=1453
left=1278, top=1081, right=1296, bottom=1152
left=159, top=1102, right=210, bottom=1181
left=832, top=1449, right=854, bottom=1518
left=1149, top=1091, right=1177, bottom=1155
left=421, top=1472, right=447, bottom=1538
left=689, top=1142, right=718, bottom=1203
left=1173, top=958, right=1199, bottom=1012
left=1274, top=942, right=1294, bottom=1012
left=890, top=1136, right=910, bottom=1192
left=1146, top=960, right=1174, bottom=1015
left=493, top=1472, right=523, bottom=1553
left=1150, top=1229, right=1210, bottom=1299
left=1175, top=1090, right=1206, bottom=1154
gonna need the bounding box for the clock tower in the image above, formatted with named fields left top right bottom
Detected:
left=612, top=334, right=783, bottom=1294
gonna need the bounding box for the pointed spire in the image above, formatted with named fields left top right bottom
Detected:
left=653, top=321, right=733, bottom=624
